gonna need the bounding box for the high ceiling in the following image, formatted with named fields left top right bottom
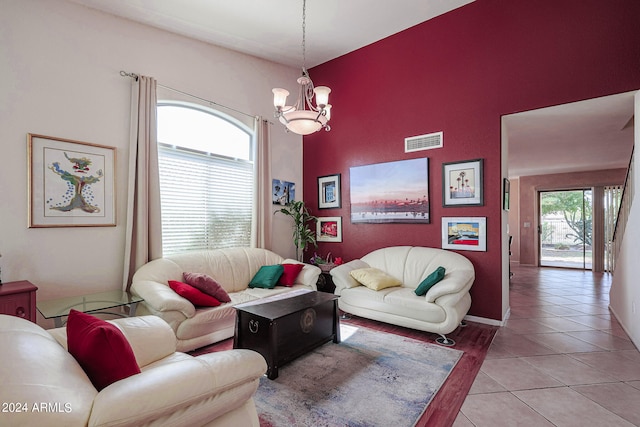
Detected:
left=65, top=0, right=636, bottom=178
left=66, top=0, right=474, bottom=68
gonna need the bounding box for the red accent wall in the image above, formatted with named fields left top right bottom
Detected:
left=303, top=0, right=640, bottom=320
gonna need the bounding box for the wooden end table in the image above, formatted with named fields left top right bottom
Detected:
left=0, top=280, right=38, bottom=322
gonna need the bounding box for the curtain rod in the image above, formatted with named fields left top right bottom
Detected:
left=120, top=70, right=262, bottom=121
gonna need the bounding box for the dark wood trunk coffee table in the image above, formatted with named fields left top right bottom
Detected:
left=233, top=290, right=340, bottom=379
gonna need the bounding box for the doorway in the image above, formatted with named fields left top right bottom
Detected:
left=539, top=189, right=592, bottom=269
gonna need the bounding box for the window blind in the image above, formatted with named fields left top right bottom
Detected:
left=158, top=144, right=254, bottom=256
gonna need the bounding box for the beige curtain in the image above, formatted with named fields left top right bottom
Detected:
left=122, top=75, right=163, bottom=291
left=253, top=117, right=272, bottom=249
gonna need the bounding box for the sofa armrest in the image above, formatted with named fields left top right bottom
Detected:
left=330, top=259, right=370, bottom=295
left=48, top=315, right=177, bottom=368
left=194, top=349, right=268, bottom=388
left=283, top=258, right=321, bottom=290
left=425, top=270, right=475, bottom=303
left=131, top=279, right=196, bottom=319
left=89, top=349, right=267, bottom=426
left=110, top=316, right=178, bottom=367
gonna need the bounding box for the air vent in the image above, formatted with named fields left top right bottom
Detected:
left=404, top=132, right=443, bottom=153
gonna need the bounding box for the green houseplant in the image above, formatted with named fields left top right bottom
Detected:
left=275, top=200, right=318, bottom=262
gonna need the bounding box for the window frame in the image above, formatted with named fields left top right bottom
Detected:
left=156, top=101, right=256, bottom=255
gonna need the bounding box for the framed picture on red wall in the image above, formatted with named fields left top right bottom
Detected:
left=442, top=159, right=483, bottom=207
left=318, top=174, right=341, bottom=209
left=316, top=216, right=342, bottom=242
left=350, top=158, right=430, bottom=223
left=441, top=217, right=487, bottom=251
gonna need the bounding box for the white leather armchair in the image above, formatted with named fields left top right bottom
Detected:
left=0, top=314, right=267, bottom=426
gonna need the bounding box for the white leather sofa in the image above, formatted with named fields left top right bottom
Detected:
left=131, top=247, right=321, bottom=352
left=330, top=246, right=475, bottom=345
left=0, top=314, right=267, bottom=427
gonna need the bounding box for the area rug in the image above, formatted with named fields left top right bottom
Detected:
left=254, top=324, right=463, bottom=427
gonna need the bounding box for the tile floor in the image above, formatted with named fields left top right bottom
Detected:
left=454, top=263, right=640, bottom=427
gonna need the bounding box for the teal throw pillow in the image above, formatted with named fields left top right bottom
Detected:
left=414, top=266, right=446, bottom=296
left=249, top=265, right=284, bottom=289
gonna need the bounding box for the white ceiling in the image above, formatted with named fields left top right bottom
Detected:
left=65, top=0, right=636, bottom=178
left=66, top=0, right=474, bottom=68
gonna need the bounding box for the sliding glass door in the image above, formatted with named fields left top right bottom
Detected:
left=539, top=189, right=592, bottom=269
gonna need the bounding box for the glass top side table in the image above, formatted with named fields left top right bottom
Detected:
left=37, top=290, right=143, bottom=327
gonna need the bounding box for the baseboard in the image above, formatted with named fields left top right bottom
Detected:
left=464, top=313, right=507, bottom=327
left=608, top=304, right=640, bottom=351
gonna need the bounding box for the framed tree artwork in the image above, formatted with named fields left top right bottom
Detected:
left=442, top=159, right=483, bottom=207
left=28, top=133, right=116, bottom=227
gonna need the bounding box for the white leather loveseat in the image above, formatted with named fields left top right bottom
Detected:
left=0, top=314, right=267, bottom=427
left=131, top=247, right=321, bottom=352
left=330, top=246, right=475, bottom=345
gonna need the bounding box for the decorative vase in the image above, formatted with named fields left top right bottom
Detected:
left=319, top=263, right=335, bottom=273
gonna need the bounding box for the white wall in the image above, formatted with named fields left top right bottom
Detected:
left=0, top=0, right=303, bottom=314
left=609, top=91, right=640, bottom=350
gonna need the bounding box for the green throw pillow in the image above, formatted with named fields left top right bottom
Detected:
left=249, top=265, right=284, bottom=289
left=414, top=266, right=446, bottom=296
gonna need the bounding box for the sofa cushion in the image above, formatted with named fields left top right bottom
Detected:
left=183, top=272, right=231, bottom=302
left=169, top=280, right=222, bottom=307
left=67, top=309, right=141, bottom=391
left=350, top=267, right=402, bottom=291
left=415, top=266, right=446, bottom=296
left=249, top=264, right=284, bottom=289
left=361, top=246, right=412, bottom=284
left=375, top=287, right=447, bottom=323
left=279, top=263, right=304, bottom=287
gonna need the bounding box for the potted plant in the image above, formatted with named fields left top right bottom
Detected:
left=309, top=252, right=344, bottom=272
left=275, top=200, right=318, bottom=262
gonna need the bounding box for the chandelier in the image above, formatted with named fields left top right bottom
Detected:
left=272, top=0, right=331, bottom=135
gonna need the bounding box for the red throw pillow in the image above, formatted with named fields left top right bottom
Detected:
left=168, top=280, right=222, bottom=307
left=66, top=309, right=141, bottom=391
left=182, top=272, right=231, bottom=303
left=279, top=263, right=304, bottom=287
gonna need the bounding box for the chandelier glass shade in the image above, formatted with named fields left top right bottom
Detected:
left=272, top=0, right=331, bottom=135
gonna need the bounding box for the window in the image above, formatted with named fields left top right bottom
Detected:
left=157, top=102, right=254, bottom=256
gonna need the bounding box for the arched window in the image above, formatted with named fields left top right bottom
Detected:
left=157, top=102, right=254, bottom=255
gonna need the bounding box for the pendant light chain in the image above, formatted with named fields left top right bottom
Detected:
left=301, top=0, right=307, bottom=73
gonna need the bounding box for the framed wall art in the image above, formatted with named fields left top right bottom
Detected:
left=317, top=174, right=341, bottom=209
left=442, top=158, right=483, bottom=207
left=272, top=179, right=295, bottom=205
left=350, top=158, right=429, bottom=224
left=28, top=133, right=116, bottom=228
left=503, top=178, right=510, bottom=211
left=441, top=217, right=487, bottom=251
left=316, top=216, right=342, bottom=242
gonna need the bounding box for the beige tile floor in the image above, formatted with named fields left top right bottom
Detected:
left=454, top=264, right=640, bottom=427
